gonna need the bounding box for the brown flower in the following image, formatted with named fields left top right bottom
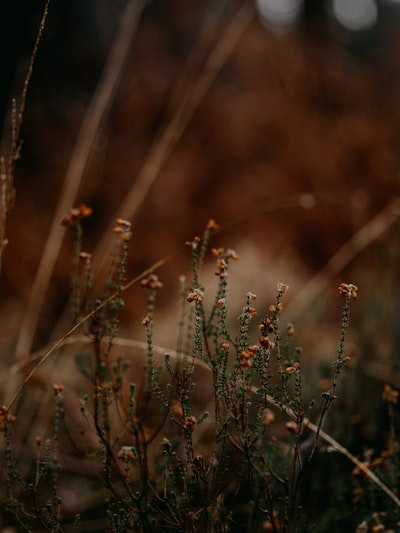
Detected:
left=61, top=203, right=93, bottom=227
left=338, top=283, right=358, bottom=299
left=186, top=288, right=204, bottom=302
left=141, top=274, right=163, bottom=290
left=183, top=416, right=197, bottom=432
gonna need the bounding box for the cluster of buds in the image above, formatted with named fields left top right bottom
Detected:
left=211, top=247, right=239, bottom=279
left=240, top=345, right=259, bottom=368
left=113, top=218, right=132, bottom=242
left=277, top=282, right=289, bottom=295
left=206, top=219, right=219, bottom=232
left=79, top=251, right=92, bottom=265
left=352, top=449, right=374, bottom=476
left=185, top=235, right=201, bottom=251
left=382, top=384, right=399, bottom=404
left=284, top=362, right=300, bottom=374
left=268, top=302, right=284, bottom=314
left=92, top=382, right=112, bottom=402
left=338, top=283, right=358, bottom=300
left=186, top=288, right=204, bottom=302
left=241, top=292, right=257, bottom=319
left=243, top=304, right=257, bottom=318
left=51, top=383, right=64, bottom=396
left=61, top=203, right=93, bottom=227
left=141, top=314, right=151, bottom=327
left=183, top=415, right=197, bottom=432
left=140, top=273, right=163, bottom=290
left=286, top=323, right=295, bottom=336
left=0, top=405, right=16, bottom=431
left=258, top=315, right=274, bottom=335
left=258, top=321, right=275, bottom=350
left=258, top=334, right=275, bottom=350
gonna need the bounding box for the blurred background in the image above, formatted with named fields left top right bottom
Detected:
left=1, top=0, right=400, bottom=521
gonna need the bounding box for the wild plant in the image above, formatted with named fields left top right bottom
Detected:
left=0, top=215, right=374, bottom=533
left=2, top=3, right=400, bottom=533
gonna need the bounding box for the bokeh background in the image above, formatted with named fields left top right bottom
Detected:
left=1, top=0, right=400, bottom=527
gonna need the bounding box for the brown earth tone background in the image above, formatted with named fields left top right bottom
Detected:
left=1, top=0, right=400, bottom=453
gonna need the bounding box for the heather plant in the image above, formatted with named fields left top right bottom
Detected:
left=2, top=3, right=400, bottom=533
left=3, top=213, right=392, bottom=533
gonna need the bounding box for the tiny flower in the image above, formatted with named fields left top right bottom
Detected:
left=215, top=256, right=228, bottom=278
left=117, top=446, right=137, bottom=461
left=221, top=342, right=230, bottom=351
left=113, top=218, right=132, bottom=240
left=186, top=288, right=204, bottom=302
left=287, top=323, right=295, bottom=336
left=217, top=298, right=225, bottom=307
left=79, top=251, right=92, bottom=261
left=226, top=248, right=239, bottom=260
left=217, top=258, right=227, bottom=270
left=141, top=274, right=163, bottom=290
left=0, top=406, right=16, bottom=430
left=240, top=349, right=254, bottom=368
left=241, top=358, right=253, bottom=368
left=185, top=236, right=201, bottom=250
left=285, top=420, right=298, bottom=434
left=247, top=291, right=257, bottom=300
left=211, top=247, right=225, bottom=257
left=171, top=400, right=184, bottom=419
left=338, top=283, right=358, bottom=299
left=61, top=204, right=92, bottom=227
left=263, top=408, right=275, bottom=424
left=248, top=345, right=259, bottom=354
left=79, top=204, right=93, bottom=218
left=51, top=383, right=64, bottom=395
left=321, top=390, right=338, bottom=402
left=259, top=336, right=271, bottom=348
left=183, top=416, right=197, bottom=432
left=115, top=218, right=131, bottom=228
left=277, top=282, right=289, bottom=294
left=141, top=315, right=151, bottom=327
left=206, top=219, right=219, bottom=231
left=383, top=384, right=399, bottom=404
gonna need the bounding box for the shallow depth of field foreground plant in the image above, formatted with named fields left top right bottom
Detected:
left=2, top=214, right=399, bottom=532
